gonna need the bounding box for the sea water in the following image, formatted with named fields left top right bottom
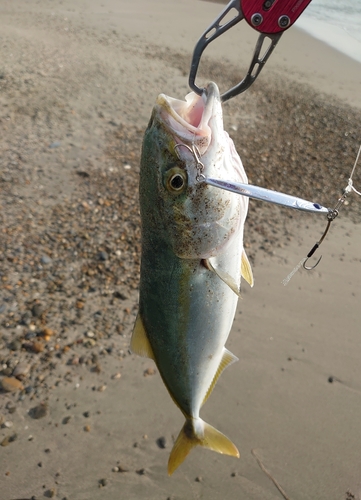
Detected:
left=295, top=0, right=361, bottom=64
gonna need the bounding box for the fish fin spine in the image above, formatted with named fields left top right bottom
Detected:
left=202, top=348, right=238, bottom=407
left=168, top=418, right=239, bottom=475
left=130, top=314, right=155, bottom=360
left=241, top=250, right=254, bottom=287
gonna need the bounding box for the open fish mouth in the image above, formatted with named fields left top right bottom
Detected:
left=155, top=82, right=221, bottom=155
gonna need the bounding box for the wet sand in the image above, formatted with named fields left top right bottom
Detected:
left=1, top=0, right=361, bottom=499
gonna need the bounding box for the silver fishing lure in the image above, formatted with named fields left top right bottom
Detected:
left=204, top=177, right=330, bottom=215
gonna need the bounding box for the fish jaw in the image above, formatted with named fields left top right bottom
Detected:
left=141, top=82, right=248, bottom=259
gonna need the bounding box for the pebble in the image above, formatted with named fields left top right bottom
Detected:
left=31, top=341, right=45, bottom=353
left=1, top=433, right=17, bottom=446
left=62, top=416, right=72, bottom=424
left=41, top=255, right=52, bottom=265
left=84, top=425, right=91, bottom=432
left=143, top=367, right=156, bottom=377
left=8, top=339, right=22, bottom=351
left=12, top=362, right=30, bottom=378
left=136, top=468, right=147, bottom=475
left=111, top=372, right=121, bottom=379
left=1, top=376, right=24, bottom=392
left=44, top=488, right=56, bottom=498
left=98, top=478, right=108, bottom=487
left=32, top=303, right=43, bottom=318
left=195, top=476, right=203, bottom=482
left=116, top=465, right=129, bottom=472
left=49, top=141, right=61, bottom=148
left=29, top=403, right=48, bottom=419
left=98, top=251, right=108, bottom=261
left=156, top=436, right=167, bottom=449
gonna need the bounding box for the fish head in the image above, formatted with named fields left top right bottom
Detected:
left=140, top=82, right=248, bottom=259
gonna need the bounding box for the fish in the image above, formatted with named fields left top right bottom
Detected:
left=131, top=82, right=253, bottom=475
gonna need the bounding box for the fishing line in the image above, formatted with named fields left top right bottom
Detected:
left=283, top=145, right=361, bottom=286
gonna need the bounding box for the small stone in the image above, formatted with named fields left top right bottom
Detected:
left=44, top=488, right=56, bottom=498
left=3, top=421, right=13, bottom=428
left=195, top=476, right=203, bottom=482
left=156, top=436, right=167, bottom=449
left=1, top=433, right=17, bottom=446
left=1, top=376, right=24, bottom=392
left=42, top=328, right=55, bottom=338
left=8, top=339, right=22, bottom=351
left=97, top=385, right=107, bottom=392
left=85, top=331, right=95, bottom=338
left=112, top=466, right=119, bottom=472
left=231, top=471, right=237, bottom=477
left=143, top=367, right=156, bottom=377
left=117, top=465, right=129, bottom=472
left=113, top=291, right=128, bottom=300
left=41, top=255, right=52, bottom=265
left=49, top=141, right=61, bottom=148
left=111, top=373, right=121, bottom=380
left=136, top=468, right=147, bottom=475
left=13, top=362, right=30, bottom=379
left=83, top=411, right=90, bottom=418
left=62, top=416, right=71, bottom=424
left=84, top=425, right=91, bottom=432
left=98, top=478, right=108, bottom=487
left=29, top=403, right=48, bottom=419
left=31, top=303, right=43, bottom=318
left=31, top=341, right=44, bottom=353
left=328, top=376, right=334, bottom=383
left=76, top=300, right=85, bottom=309
left=98, top=251, right=108, bottom=261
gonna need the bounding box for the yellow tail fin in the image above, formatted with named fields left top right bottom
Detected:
left=168, top=419, right=239, bottom=475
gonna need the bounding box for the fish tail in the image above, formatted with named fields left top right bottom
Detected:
left=168, top=418, right=239, bottom=475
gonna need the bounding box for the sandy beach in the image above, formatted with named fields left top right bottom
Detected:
left=1, top=0, right=361, bottom=499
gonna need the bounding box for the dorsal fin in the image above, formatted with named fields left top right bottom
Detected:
left=130, top=314, right=155, bottom=360
left=202, top=348, right=238, bottom=407
left=241, top=250, right=254, bottom=287
left=205, top=258, right=241, bottom=297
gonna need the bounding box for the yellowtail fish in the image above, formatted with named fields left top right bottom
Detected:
left=131, top=82, right=253, bottom=475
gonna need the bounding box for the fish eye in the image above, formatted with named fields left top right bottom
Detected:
left=164, top=167, right=187, bottom=193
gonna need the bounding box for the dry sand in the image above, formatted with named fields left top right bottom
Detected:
left=0, top=0, right=361, bottom=499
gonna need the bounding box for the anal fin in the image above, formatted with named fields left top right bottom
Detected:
left=130, top=313, right=155, bottom=360
left=202, top=348, right=238, bottom=406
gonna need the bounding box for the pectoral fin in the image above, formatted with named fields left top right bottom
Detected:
left=130, top=314, right=155, bottom=360
left=202, top=348, right=238, bottom=406
left=241, top=250, right=254, bottom=287
left=205, top=258, right=241, bottom=297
